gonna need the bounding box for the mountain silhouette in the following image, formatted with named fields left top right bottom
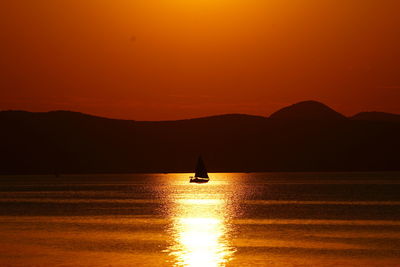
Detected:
left=270, top=101, right=347, bottom=121
left=1, top=101, right=399, bottom=174
left=351, top=112, right=400, bottom=123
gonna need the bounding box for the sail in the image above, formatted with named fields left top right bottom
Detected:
left=194, top=156, right=209, bottom=178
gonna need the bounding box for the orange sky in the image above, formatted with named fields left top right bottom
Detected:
left=1, top=0, right=399, bottom=120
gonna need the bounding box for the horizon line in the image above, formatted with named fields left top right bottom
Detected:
left=1, top=100, right=399, bottom=122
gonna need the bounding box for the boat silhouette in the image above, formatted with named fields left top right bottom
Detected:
left=189, top=156, right=210, bottom=183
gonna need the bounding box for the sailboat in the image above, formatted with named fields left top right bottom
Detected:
left=189, top=156, right=210, bottom=183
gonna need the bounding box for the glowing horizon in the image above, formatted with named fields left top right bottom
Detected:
left=1, top=0, right=399, bottom=120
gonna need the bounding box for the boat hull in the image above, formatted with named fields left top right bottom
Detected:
left=189, top=177, right=209, bottom=183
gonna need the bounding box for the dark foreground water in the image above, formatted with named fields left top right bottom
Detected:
left=0, top=172, right=400, bottom=266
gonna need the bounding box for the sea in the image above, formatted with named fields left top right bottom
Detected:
left=0, top=172, right=399, bottom=266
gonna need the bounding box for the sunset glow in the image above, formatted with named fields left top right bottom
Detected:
left=0, top=1, right=399, bottom=265
left=1, top=1, right=400, bottom=119
left=167, top=190, right=235, bottom=266
left=171, top=218, right=229, bottom=267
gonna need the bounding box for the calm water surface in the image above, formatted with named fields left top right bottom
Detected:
left=0, top=172, right=400, bottom=266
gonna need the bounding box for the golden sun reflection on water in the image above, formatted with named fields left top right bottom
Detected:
left=167, top=192, right=235, bottom=267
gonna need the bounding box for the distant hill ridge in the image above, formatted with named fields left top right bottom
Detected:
left=351, top=112, right=400, bottom=123
left=1, top=101, right=399, bottom=174
left=2, top=101, right=398, bottom=122
left=270, top=101, right=347, bottom=121
left=0, top=110, right=131, bottom=122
